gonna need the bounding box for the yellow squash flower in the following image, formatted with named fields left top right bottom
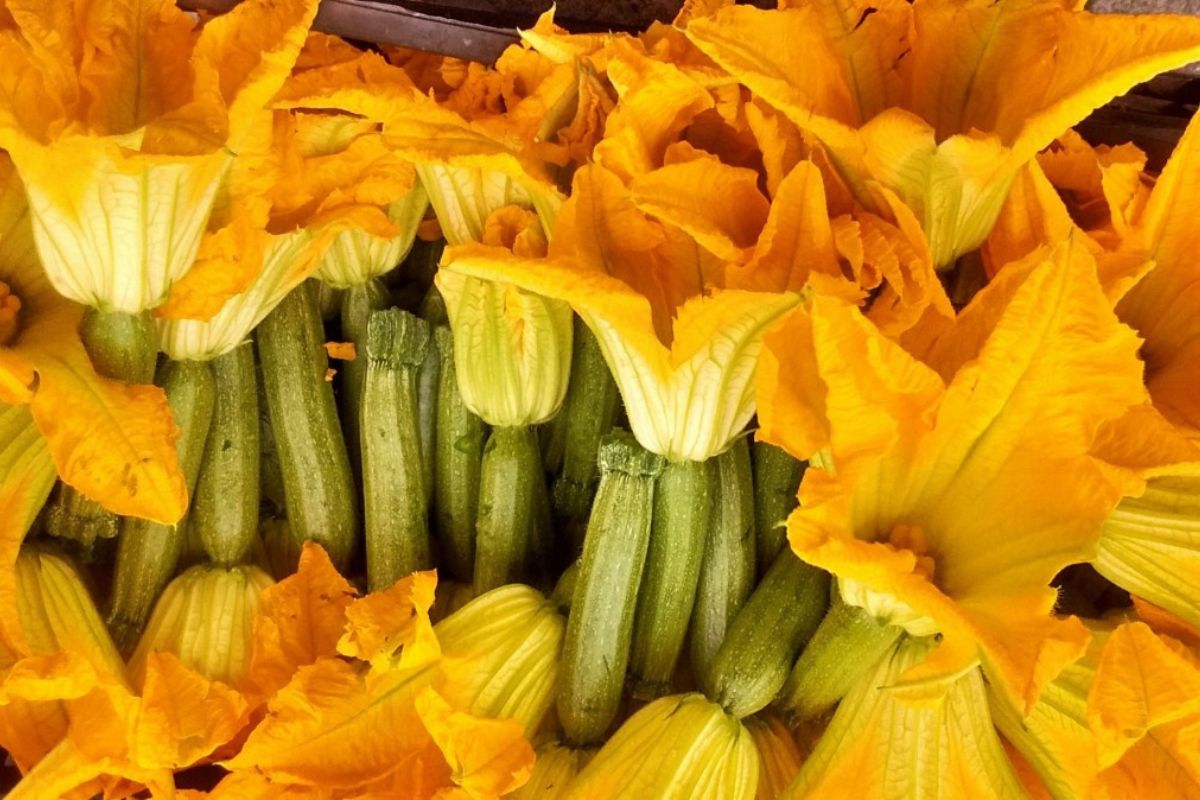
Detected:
left=437, top=206, right=573, bottom=427
left=0, top=0, right=320, bottom=314
left=1, top=549, right=250, bottom=799
left=221, top=543, right=535, bottom=797
left=686, top=0, right=1200, bottom=268
left=565, top=692, right=758, bottom=800
left=443, top=163, right=803, bottom=462
left=996, top=610, right=1200, bottom=798
left=155, top=98, right=418, bottom=361
left=994, top=116, right=1200, bottom=628
left=1111, top=111, right=1200, bottom=438
left=129, top=563, right=275, bottom=689
left=783, top=636, right=1026, bottom=799
left=0, top=157, right=184, bottom=525
left=757, top=240, right=1151, bottom=713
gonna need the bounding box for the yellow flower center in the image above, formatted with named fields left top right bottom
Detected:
left=0, top=280, right=21, bottom=347
left=888, top=523, right=937, bottom=582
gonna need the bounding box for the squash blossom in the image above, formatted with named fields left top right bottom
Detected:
left=444, top=163, right=803, bottom=463
left=155, top=98, right=422, bottom=361
left=433, top=583, right=565, bottom=737
left=1, top=548, right=131, bottom=775
left=564, top=692, right=758, bottom=800
left=782, top=636, right=1026, bottom=799
left=990, top=113, right=1200, bottom=629
left=1, top=547, right=250, bottom=799
left=756, top=240, right=1154, bottom=714
left=686, top=0, right=1200, bottom=268
left=222, top=554, right=536, bottom=796
left=0, top=0, right=320, bottom=315
left=438, top=206, right=573, bottom=427
left=128, top=563, right=275, bottom=689
left=993, top=613, right=1200, bottom=798
left=0, top=157, right=184, bottom=526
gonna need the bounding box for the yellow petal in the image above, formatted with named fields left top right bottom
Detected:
left=316, top=183, right=429, bottom=288
left=1088, top=621, right=1200, bottom=767
left=907, top=1, right=1200, bottom=161
left=190, top=0, right=322, bottom=152
left=338, top=570, right=440, bottom=671
left=433, top=584, right=564, bottom=737
left=131, top=652, right=250, bottom=769
left=629, top=156, right=769, bottom=262
left=222, top=656, right=436, bottom=787
left=0, top=403, right=55, bottom=655
left=156, top=227, right=333, bottom=361
left=1096, top=477, right=1200, bottom=631
left=989, top=649, right=1101, bottom=800
left=566, top=693, right=757, bottom=800
left=247, top=542, right=357, bottom=699
left=129, top=564, right=275, bottom=690
left=746, top=714, right=803, bottom=800
left=785, top=239, right=1148, bottom=712
left=592, top=37, right=715, bottom=182
left=1116, top=111, right=1200, bottom=436
left=784, top=637, right=1026, bottom=799
left=982, top=161, right=1081, bottom=278
left=6, top=135, right=231, bottom=313
left=726, top=160, right=850, bottom=295
left=414, top=688, right=534, bottom=798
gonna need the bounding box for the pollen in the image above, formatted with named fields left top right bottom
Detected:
left=888, top=523, right=936, bottom=582
left=0, top=279, right=21, bottom=347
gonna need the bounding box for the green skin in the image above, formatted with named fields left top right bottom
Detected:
left=472, top=425, right=549, bottom=594
left=543, top=318, right=620, bottom=523
left=628, top=458, right=711, bottom=699
left=43, top=308, right=159, bottom=552
left=777, top=597, right=902, bottom=723
left=432, top=326, right=486, bottom=584
left=361, top=308, right=433, bottom=592
left=192, top=342, right=261, bottom=566
left=106, top=358, right=216, bottom=652
left=704, top=548, right=831, bottom=720
left=257, top=281, right=358, bottom=571
left=339, top=278, right=390, bottom=482
left=690, top=437, right=757, bottom=687
left=558, top=434, right=665, bottom=747
left=752, top=440, right=805, bottom=575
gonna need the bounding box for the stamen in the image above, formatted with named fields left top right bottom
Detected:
left=888, top=523, right=936, bottom=581
left=0, top=280, right=21, bottom=346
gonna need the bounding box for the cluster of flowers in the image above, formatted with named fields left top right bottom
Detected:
left=2, top=0, right=1200, bottom=797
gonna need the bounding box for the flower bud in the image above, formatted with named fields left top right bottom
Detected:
left=13, top=548, right=125, bottom=679
left=128, top=564, right=274, bottom=688
left=434, top=584, right=565, bottom=736
left=565, top=693, right=758, bottom=800
left=316, top=184, right=429, bottom=288
left=436, top=269, right=573, bottom=427
left=506, top=739, right=587, bottom=800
